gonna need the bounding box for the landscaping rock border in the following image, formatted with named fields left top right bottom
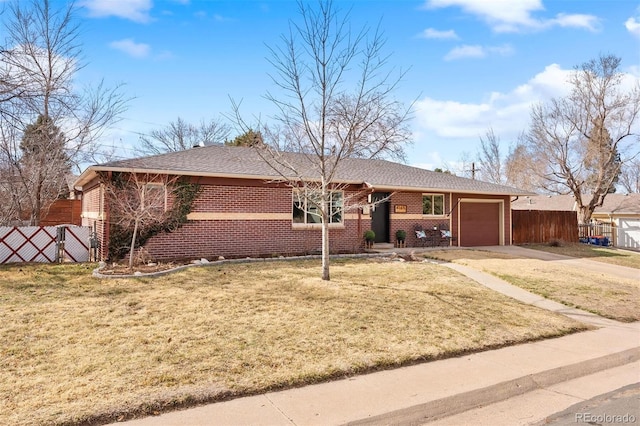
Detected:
left=92, top=252, right=395, bottom=279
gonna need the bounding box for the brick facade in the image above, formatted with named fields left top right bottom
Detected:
left=83, top=173, right=513, bottom=262
left=142, top=179, right=365, bottom=259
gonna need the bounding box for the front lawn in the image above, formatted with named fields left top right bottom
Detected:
left=0, top=259, right=585, bottom=425
left=425, top=250, right=640, bottom=322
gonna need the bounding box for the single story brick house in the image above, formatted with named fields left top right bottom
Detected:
left=74, top=145, right=532, bottom=261
left=512, top=193, right=640, bottom=249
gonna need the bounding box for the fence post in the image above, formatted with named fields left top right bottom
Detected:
left=55, top=226, right=66, bottom=263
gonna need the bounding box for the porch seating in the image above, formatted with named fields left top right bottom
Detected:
left=414, top=223, right=456, bottom=247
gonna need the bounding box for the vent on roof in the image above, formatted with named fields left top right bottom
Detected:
left=193, top=141, right=205, bottom=148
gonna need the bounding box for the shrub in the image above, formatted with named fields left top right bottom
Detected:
left=364, top=230, right=376, bottom=242
left=548, top=239, right=564, bottom=247
left=395, top=229, right=406, bottom=241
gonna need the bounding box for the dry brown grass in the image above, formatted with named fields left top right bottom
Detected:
left=0, top=259, right=585, bottom=425
left=525, top=243, right=640, bottom=269
left=425, top=250, right=640, bottom=322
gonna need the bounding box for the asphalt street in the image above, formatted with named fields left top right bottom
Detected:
left=535, top=383, right=639, bottom=426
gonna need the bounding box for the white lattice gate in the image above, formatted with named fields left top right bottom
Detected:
left=0, top=226, right=91, bottom=264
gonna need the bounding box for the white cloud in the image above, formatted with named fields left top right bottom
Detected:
left=444, top=45, right=485, bottom=60
left=109, top=39, right=151, bottom=58
left=82, top=0, right=153, bottom=23
left=420, top=28, right=459, bottom=40
left=444, top=44, right=513, bottom=61
left=424, top=0, right=599, bottom=33
left=625, top=16, right=640, bottom=38
left=413, top=64, right=574, bottom=139
left=551, top=13, right=600, bottom=31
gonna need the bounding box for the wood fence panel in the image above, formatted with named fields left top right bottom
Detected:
left=512, top=210, right=578, bottom=244
left=40, top=199, right=82, bottom=226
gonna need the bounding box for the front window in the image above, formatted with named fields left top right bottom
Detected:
left=293, top=189, right=343, bottom=224
left=423, top=194, right=444, bottom=216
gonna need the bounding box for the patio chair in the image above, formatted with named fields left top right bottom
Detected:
left=438, top=223, right=456, bottom=246
left=414, top=224, right=427, bottom=247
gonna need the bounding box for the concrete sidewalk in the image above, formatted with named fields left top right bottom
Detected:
left=117, top=249, right=639, bottom=426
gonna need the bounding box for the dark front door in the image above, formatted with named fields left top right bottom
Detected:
left=371, top=192, right=390, bottom=243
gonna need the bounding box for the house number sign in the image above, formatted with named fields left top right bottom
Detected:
left=394, top=205, right=407, bottom=213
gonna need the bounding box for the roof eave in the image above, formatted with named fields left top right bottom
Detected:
left=367, top=184, right=533, bottom=197
left=74, top=165, right=365, bottom=189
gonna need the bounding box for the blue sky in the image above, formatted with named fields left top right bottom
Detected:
left=74, top=0, right=640, bottom=173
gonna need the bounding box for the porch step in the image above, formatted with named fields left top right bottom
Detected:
left=372, top=243, right=394, bottom=249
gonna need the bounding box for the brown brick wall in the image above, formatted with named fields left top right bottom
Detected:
left=141, top=182, right=364, bottom=261
left=191, top=184, right=290, bottom=214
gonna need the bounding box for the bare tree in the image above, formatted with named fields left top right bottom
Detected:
left=103, top=172, right=174, bottom=270
left=476, top=127, right=504, bottom=184
left=502, top=132, right=547, bottom=192
left=0, top=0, right=127, bottom=225
left=137, top=117, right=231, bottom=155
left=235, top=0, right=411, bottom=281
left=524, top=54, right=640, bottom=223
left=618, top=158, right=640, bottom=193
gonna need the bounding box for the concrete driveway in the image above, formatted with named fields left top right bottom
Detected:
left=474, top=245, right=639, bottom=281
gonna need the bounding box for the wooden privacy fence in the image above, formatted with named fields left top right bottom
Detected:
left=0, top=225, right=91, bottom=264
left=512, top=210, right=578, bottom=244
left=39, top=199, right=82, bottom=226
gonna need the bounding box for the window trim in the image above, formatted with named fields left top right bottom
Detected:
left=422, top=193, right=445, bottom=217
left=292, top=188, right=345, bottom=228
left=143, top=183, right=168, bottom=212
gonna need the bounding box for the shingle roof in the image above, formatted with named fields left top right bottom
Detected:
left=76, top=145, right=532, bottom=196
left=512, top=194, right=640, bottom=214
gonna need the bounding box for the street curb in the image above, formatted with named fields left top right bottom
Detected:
left=345, top=346, right=640, bottom=426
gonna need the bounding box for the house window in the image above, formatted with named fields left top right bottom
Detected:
left=293, top=189, right=343, bottom=224
left=423, top=194, right=444, bottom=216
left=143, top=183, right=167, bottom=212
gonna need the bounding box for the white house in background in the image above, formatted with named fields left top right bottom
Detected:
left=511, top=194, right=640, bottom=249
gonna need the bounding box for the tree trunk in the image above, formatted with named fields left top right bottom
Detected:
left=321, top=183, right=330, bottom=281
left=578, top=205, right=593, bottom=225
left=321, top=221, right=330, bottom=281
left=129, top=219, right=139, bottom=270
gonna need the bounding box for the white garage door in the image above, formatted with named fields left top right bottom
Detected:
left=617, top=218, right=640, bottom=249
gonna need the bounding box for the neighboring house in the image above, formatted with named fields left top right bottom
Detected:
left=512, top=194, right=640, bottom=249
left=74, top=145, right=532, bottom=261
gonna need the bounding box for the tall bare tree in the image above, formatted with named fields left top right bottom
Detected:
left=476, top=127, right=504, bottom=184
left=0, top=0, right=127, bottom=225
left=235, top=0, right=411, bottom=280
left=137, top=117, right=231, bottom=155
left=618, top=158, right=640, bottom=193
left=503, top=133, right=543, bottom=192
left=524, top=54, right=640, bottom=223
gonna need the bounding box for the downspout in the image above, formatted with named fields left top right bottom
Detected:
left=104, top=171, right=112, bottom=261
